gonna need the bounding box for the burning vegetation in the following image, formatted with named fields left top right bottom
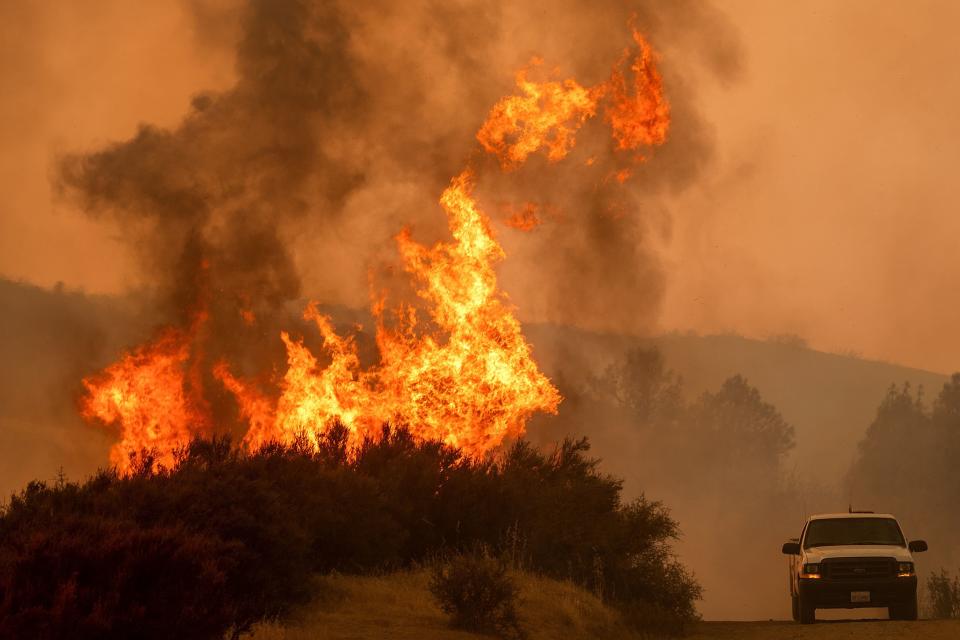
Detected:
left=0, top=429, right=699, bottom=638
left=212, top=171, right=562, bottom=456
left=78, top=23, right=670, bottom=471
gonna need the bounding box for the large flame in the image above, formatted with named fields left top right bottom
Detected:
left=215, top=171, right=561, bottom=454
left=477, top=63, right=599, bottom=170
left=477, top=29, right=669, bottom=169
left=377, top=170, right=562, bottom=450
left=602, top=28, right=670, bottom=155
left=214, top=308, right=373, bottom=452
left=80, top=318, right=210, bottom=471
left=79, top=27, right=670, bottom=468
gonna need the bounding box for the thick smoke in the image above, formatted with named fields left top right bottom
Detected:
left=48, top=0, right=748, bottom=615
left=57, top=1, right=367, bottom=378
left=487, top=0, right=740, bottom=334
left=57, top=0, right=741, bottom=353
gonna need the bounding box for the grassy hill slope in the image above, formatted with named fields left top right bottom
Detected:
left=249, top=570, right=646, bottom=640
left=247, top=570, right=960, bottom=640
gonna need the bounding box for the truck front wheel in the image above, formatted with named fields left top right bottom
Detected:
left=798, top=595, right=816, bottom=624
left=889, top=596, right=918, bottom=621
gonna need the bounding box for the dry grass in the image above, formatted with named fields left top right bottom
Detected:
left=247, top=569, right=646, bottom=640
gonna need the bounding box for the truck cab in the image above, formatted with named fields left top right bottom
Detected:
left=781, top=512, right=927, bottom=624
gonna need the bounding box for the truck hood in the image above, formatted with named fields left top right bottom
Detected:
left=803, top=545, right=913, bottom=562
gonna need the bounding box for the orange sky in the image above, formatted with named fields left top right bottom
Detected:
left=2, top=0, right=958, bottom=373
left=658, top=0, right=960, bottom=373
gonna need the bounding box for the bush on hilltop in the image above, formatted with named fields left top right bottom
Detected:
left=0, top=426, right=699, bottom=638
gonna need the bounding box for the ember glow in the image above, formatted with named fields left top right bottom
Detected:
left=503, top=202, right=543, bottom=231
left=79, top=27, right=670, bottom=469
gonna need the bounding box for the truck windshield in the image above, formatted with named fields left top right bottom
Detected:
left=803, top=518, right=905, bottom=548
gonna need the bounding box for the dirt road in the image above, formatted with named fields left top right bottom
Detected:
left=689, top=619, right=960, bottom=639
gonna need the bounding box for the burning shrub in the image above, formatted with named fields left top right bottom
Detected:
left=429, top=549, right=524, bottom=638
left=0, top=428, right=699, bottom=637
left=927, top=569, right=960, bottom=619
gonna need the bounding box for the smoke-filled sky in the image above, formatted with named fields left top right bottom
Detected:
left=2, top=0, right=958, bottom=374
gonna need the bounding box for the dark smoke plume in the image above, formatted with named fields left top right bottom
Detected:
left=58, top=1, right=365, bottom=369
left=56, top=0, right=741, bottom=354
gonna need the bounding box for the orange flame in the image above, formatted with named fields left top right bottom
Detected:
left=602, top=28, right=670, bottom=155
left=377, top=170, right=560, bottom=450
left=218, top=171, right=560, bottom=454
left=79, top=24, right=670, bottom=467
left=214, top=306, right=374, bottom=451
left=477, top=28, right=669, bottom=168
left=80, top=318, right=210, bottom=472
left=477, top=64, right=599, bottom=170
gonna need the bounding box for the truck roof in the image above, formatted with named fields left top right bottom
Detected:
left=807, top=512, right=897, bottom=521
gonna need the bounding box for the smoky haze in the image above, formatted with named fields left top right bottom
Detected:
left=51, top=0, right=741, bottom=340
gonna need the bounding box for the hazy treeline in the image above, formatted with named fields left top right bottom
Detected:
left=534, top=346, right=820, bottom=620
left=848, top=375, right=960, bottom=579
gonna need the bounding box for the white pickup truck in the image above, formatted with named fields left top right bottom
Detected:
left=781, top=512, right=927, bottom=623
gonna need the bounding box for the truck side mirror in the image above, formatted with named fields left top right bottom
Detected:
left=782, top=542, right=800, bottom=555
left=908, top=540, right=928, bottom=553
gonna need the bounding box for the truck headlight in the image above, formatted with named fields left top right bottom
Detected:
left=897, top=562, right=915, bottom=577
left=801, top=563, right=821, bottom=579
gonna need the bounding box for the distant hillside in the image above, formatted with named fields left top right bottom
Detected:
left=524, top=324, right=949, bottom=486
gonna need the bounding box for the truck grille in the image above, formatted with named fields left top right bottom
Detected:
left=822, top=557, right=895, bottom=580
